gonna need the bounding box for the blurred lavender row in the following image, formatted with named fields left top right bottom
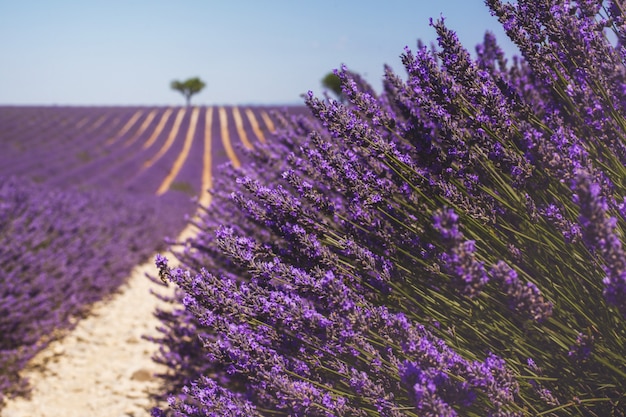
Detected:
left=0, top=176, right=183, bottom=400
left=0, top=105, right=287, bottom=195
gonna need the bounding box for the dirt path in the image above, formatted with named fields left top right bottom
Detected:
left=1, top=226, right=196, bottom=417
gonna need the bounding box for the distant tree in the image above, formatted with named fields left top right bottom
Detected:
left=321, top=72, right=344, bottom=102
left=171, top=77, right=206, bottom=106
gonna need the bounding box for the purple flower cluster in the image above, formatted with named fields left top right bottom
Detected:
left=154, top=259, right=521, bottom=416
left=567, top=331, right=595, bottom=362
left=432, top=208, right=489, bottom=298
left=150, top=1, right=626, bottom=416
left=572, top=171, right=626, bottom=316
left=490, top=261, right=553, bottom=322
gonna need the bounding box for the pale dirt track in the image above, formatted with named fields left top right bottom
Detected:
left=1, top=225, right=198, bottom=417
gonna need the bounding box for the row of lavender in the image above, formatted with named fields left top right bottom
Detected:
left=0, top=105, right=285, bottom=196
left=0, top=105, right=292, bottom=404
left=0, top=176, right=184, bottom=401
left=152, top=1, right=626, bottom=416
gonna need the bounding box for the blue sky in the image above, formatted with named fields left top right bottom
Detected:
left=0, top=1, right=519, bottom=106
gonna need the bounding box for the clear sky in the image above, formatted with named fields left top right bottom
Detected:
left=0, top=1, right=519, bottom=106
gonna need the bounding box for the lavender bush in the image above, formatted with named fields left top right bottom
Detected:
left=152, top=1, right=626, bottom=415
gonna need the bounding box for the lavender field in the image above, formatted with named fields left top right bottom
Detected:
left=4, top=0, right=626, bottom=416
left=0, top=104, right=291, bottom=403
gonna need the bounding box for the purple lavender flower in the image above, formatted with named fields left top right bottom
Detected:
left=567, top=331, right=594, bottom=362
left=490, top=261, right=553, bottom=322
left=153, top=376, right=262, bottom=417
left=432, top=208, right=462, bottom=242
left=573, top=171, right=626, bottom=316
left=433, top=208, right=489, bottom=297
left=539, top=203, right=581, bottom=243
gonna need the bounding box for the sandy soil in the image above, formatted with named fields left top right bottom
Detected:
left=1, top=226, right=197, bottom=417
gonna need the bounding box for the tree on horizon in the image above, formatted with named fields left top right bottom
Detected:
left=171, top=77, right=206, bottom=106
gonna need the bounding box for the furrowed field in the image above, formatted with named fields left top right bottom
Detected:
left=0, top=104, right=298, bottom=403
